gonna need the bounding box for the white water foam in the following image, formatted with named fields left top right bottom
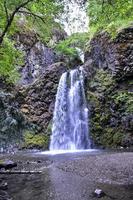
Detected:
left=50, top=68, right=91, bottom=151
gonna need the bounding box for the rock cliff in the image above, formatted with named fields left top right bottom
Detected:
left=0, top=25, right=133, bottom=151
left=84, top=26, right=133, bottom=148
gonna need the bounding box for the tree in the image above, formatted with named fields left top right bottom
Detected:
left=0, top=0, right=61, bottom=44
left=0, top=0, right=62, bottom=83
left=88, top=0, right=133, bottom=36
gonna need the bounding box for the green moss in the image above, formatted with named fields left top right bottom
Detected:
left=90, top=121, right=103, bottom=144
left=99, top=128, right=124, bottom=147
left=87, top=91, right=100, bottom=108
left=23, top=131, right=49, bottom=149
left=100, top=114, right=110, bottom=124
left=112, top=91, right=133, bottom=113
left=87, top=67, right=132, bottom=148
left=89, top=69, right=115, bottom=93
left=46, top=121, right=52, bottom=136
left=113, top=132, right=123, bottom=146
left=101, top=128, right=114, bottom=147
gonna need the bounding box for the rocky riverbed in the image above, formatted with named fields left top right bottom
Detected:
left=0, top=151, right=133, bottom=200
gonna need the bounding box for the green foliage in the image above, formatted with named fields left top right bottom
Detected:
left=112, top=91, right=133, bottom=113
left=55, top=32, right=89, bottom=57
left=113, top=132, right=124, bottom=146
left=24, top=131, right=49, bottom=149
left=46, top=121, right=52, bottom=136
left=101, top=128, right=124, bottom=147
left=87, top=68, right=133, bottom=148
left=88, top=0, right=133, bottom=37
left=89, top=69, right=115, bottom=92
left=56, top=41, right=77, bottom=58
left=0, top=38, right=23, bottom=83
left=0, top=0, right=62, bottom=83
left=24, top=0, right=62, bottom=43
left=0, top=0, right=61, bottom=37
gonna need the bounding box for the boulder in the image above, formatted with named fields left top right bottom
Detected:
left=93, top=189, right=105, bottom=198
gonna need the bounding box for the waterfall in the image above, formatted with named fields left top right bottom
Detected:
left=50, top=68, right=91, bottom=151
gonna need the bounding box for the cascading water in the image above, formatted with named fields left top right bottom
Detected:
left=50, top=68, right=91, bottom=151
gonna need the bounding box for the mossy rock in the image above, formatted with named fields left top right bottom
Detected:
left=100, top=128, right=114, bottom=147
left=45, top=121, right=52, bottom=136
left=89, top=69, right=115, bottom=93
left=87, top=91, right=101, bottom=108
left=23, top=131, right=50, bottom=149
left=112, top=91, right=133, bottom=114
left=113, top=132, right=124, bottom=146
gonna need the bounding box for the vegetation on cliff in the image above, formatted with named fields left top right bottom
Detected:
left=0, top=0, right=132, bottom=150
left=88, top=0, right=133, bottom=37
left=87, top=69, right=133, bottom=148
left=0, top=0, right=62, bottom=83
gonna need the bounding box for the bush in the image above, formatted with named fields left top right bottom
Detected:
left=0, top=37, right=24, bottom=83
left=88, top=0, right=133, bottom=38
left=24, top=131, right=49, bottom=149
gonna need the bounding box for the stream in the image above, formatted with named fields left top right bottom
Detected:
left=0, top=150, right=133, bottom=200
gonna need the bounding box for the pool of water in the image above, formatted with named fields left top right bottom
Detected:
left=0, top=150, right=133, bottom=200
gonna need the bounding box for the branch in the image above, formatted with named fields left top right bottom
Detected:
left=15, top=0, right=35, bottom=12
left=18, top=9, right=45, bottom=24
left=4, top=0, right=9, bottom=21
left=0, top=0, right=36, bottom=44
left=102, top=0, right=105, bottom=9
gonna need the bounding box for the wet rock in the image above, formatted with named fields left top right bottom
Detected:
left=85, top=26, right=133, bottom=78
left=37, top=160, right=42, bottom=163
left=0, top=160, right=17, bottom=170
left=19, top=62, right=67, bottom=132
left=84, top=26, right=133, bottom=148
left=0, top=92, right=27, bottom=151
left=0, top=182, right=8, bottom=190
left=93, top=189, right=105, bottom=198
left=19, top=42, right=59, bottom=85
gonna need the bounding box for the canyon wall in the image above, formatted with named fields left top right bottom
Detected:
left=84, top=26, right=133, bottom=148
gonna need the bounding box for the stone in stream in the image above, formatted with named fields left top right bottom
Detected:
left=93, top=189, right=105, bottom=198
left=0, top=160, right=17, bottom=170
left=0, top=182, right=8, bottom=190
left=37, top=160, right=42, bottom=163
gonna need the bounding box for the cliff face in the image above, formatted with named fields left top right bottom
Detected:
left=0, top=27, right=69, bottom=151
left=84, top=27, right=133, bottom=148
left=0, top=25, right=133, bottom=151
left=85, top=27, right=133, bottom=78
left=14, top=30, right=62, bottom=85
left=17, top=62, right=67, bottom=132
